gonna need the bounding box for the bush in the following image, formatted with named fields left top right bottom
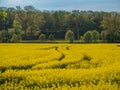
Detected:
left=39, top=34, right=46, bottom=42
left=69, top=37, right=74, bottom=43
left=65, top=30, right=74, bottom=43
left=48, top=34, right=55, bottom=41
left=92, top=30, right=99, bottom=42
left=83, top=31, right=92, bottom=43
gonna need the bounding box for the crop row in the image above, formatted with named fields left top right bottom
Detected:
left=0, top=65, right=120, bottom=89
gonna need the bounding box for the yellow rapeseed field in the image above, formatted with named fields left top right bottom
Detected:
left=0, top=44, right=120, bottom=90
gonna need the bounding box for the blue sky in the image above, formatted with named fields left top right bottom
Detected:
left=0, top=0, right=120, bottom=11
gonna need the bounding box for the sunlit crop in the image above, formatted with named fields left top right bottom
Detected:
left=0, top=44, right=120, bottom=90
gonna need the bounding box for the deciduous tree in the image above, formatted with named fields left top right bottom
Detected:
left=39, top=34, right=46, bottom=42
left=83, top=31, right=92, bottom=43
left=65, top=30, right=74, bottom=43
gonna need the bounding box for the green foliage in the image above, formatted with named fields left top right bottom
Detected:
left=83, top=31, right=93, bottom=43
left=65, top=30, right=74, bottom=43
left=106, top=33, right=115, bottom=42
left=8, top=28, right=15, bottom=36
left=1, top=30, right=9, bottom=42
left=0, top=7, right=120, bottom=43
left=0, top=10, right=8, bottom=42
left=0, top=9, right=7, bottom=21
left=114, top=31, right=120, bottom=42
left=101, top=31, right=108, bottom=40
left=39, top=34, right=46, bottom=42
left=0, top=31, right=2, bottom=40
left=20, top=11, right=43, bottom=40
left=80, top=36, right=83, bottom=40
left=12, top=20, right=23, bottom=42
left=10, top=34, right=21, bottom=43
left=26, top=26, right=40, bottom=38
left=69, top=36, right=74, bottom=43
left=24, top=5, right=37, bottom=12
left=101, top=13, right=120, bottom=42
left=13, top=20, right=22, bottom=32
left=92, top=30, right=100, bottom=42
left=83, top=30, right=100, bottom=43
left=8, top=27, right=23, bottom=43
left=26, top=26, right=31, bottom=37
left=48, top=34, right=55, bottom=41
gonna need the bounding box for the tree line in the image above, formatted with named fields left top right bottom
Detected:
left=0, top=6, right=120, bottom=43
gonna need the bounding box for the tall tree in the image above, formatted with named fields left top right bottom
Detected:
left=0, top=9, right=7, bottom=30
left=101, top=31, right=107, bottom=40
left=12, top=19, right=23, bottom=42
left=24, top=5, right=37, bottom=12
left=101, top=12, right=120, bottom=42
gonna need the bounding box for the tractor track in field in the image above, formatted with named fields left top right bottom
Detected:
left=40, top=46, right=70, bottom=61
left=0, top=46, right=70, bottom=73
left=55, top=47, right=65, bottom=61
